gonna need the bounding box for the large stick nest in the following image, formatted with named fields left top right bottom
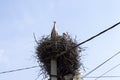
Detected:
left=36, top=34, right=82, bottom=80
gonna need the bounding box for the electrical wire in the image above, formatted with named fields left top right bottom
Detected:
left=81, top=51, right=120, bottom=79
left=73, top=21, right=120, bottom=48
left=94, top=63, right=120, bottom=80
left=0, top=66, right=39, bottom=74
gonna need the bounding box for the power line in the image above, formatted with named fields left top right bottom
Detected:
left=77, top=21, right=120, bottom=46
left=81, top=51, right=120, bottom=79
left=73, top=21, right=120, bottom=48
left=0, top=66, right=39, bottom=74
left=94, top=63, right=120, bottom=80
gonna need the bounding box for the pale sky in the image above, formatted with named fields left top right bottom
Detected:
left=0, top=0, right=120, bottom=80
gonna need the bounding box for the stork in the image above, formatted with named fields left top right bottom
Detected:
left=51, top=21, right=58, bottom=40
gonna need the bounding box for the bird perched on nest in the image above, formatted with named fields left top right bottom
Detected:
left=51, top=21, right=58, bottom=40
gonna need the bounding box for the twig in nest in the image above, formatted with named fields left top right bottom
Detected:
left=33, top=32, right=39, bottom=44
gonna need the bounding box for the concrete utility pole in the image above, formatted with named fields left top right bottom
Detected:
left=51, top=60, right=57, bottom=80
left=50, top=21, right=57, bottom=80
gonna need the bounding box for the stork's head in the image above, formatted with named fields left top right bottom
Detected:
left=62, top=32, right=67, bottom=40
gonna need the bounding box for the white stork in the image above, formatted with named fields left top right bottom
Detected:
left=51, top=21, right=58, bottom=40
